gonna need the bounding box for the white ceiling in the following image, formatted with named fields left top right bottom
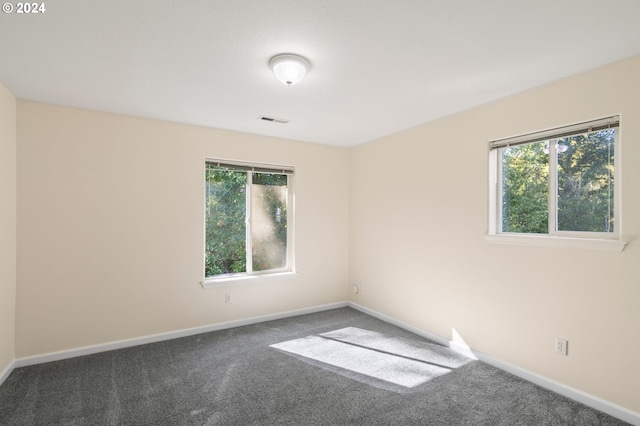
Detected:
left=1, top=1, right=640, bottom=148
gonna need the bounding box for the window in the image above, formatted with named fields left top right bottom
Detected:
left=204, top=160, right=294, bottom=282
left=487, top=116, right=625, bottom=251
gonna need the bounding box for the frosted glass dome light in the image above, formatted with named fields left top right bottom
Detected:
left=269, top=54, right=310, bottom=86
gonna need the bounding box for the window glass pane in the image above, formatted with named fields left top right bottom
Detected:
left=251, top=173, right=288, bottom=271
left=556, top=129, right=615, bottom=232
left=205, top=168, right=247, bottom=277
left=500, top=142, right=549, bottom=233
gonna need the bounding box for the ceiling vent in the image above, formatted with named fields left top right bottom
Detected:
left=259, top=116, right=290, bottom=124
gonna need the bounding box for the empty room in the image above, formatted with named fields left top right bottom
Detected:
left=1, top=1, right=639, bottom=425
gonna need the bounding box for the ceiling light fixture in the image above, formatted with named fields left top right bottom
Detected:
left=269, top=54, right=310, bottom=86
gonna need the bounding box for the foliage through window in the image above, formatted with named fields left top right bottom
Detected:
left=205, top=161, right=294, bottom=279
left=490, top=117, right=619, bottom=238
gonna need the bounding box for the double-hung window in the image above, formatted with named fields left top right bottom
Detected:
left=487, top=116, right=625, bottom=251
left=204, top=160, right=294, bottom=282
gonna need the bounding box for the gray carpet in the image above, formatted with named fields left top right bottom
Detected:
left=0, top=307, right=630, bottom=425
left=271, top=326, right=472, bottom=390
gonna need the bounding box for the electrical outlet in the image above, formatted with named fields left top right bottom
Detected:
left=225, top=293, right=232, bottom=304
left=353, top=282, right=361, bottom=294
left=555, top=338, right=568, bottom=356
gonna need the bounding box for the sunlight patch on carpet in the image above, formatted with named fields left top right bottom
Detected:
left=271, top=327, right=471, bottom=389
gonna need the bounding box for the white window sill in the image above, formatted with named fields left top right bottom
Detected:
left=200, top=271, right=297, bottom=289
left=484, top=234, right=627, bottom=252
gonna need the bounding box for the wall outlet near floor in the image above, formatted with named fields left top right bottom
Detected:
left=353, top=282, right=361, bottom=294
left=225, top=293, right=232, bottom=304
left=555, top=338, right=568, bottom=355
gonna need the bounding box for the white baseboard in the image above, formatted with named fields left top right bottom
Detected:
left=7, top=300, right=639, bottom=425
left=347, top=302, right=640, bottom=426
left=475, top=352, right=640, bottom=426
left=347, top=302, right=451, bottom=347
left=0, top=360, right=15, bottom=388
left=14, top=301, right=348, bottom=368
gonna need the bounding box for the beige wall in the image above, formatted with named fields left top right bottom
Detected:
left=349, top=55, right=640, bottom=412
left=15, top=101, right=350, bottom=357
left=0, top=84, right=17, bottom=375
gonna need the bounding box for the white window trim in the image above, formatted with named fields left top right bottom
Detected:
left=484, top=234, right=626, bottom=252
left=201, top=271, right=298, bottom=289
left=203, top=159, right=296, bottom=285
left=486, top=117, right=627, bottom=252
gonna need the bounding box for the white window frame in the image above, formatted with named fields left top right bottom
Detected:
left=486, top=116, right=626, bottom=252
left=202, top=159, right=296, bottom=287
